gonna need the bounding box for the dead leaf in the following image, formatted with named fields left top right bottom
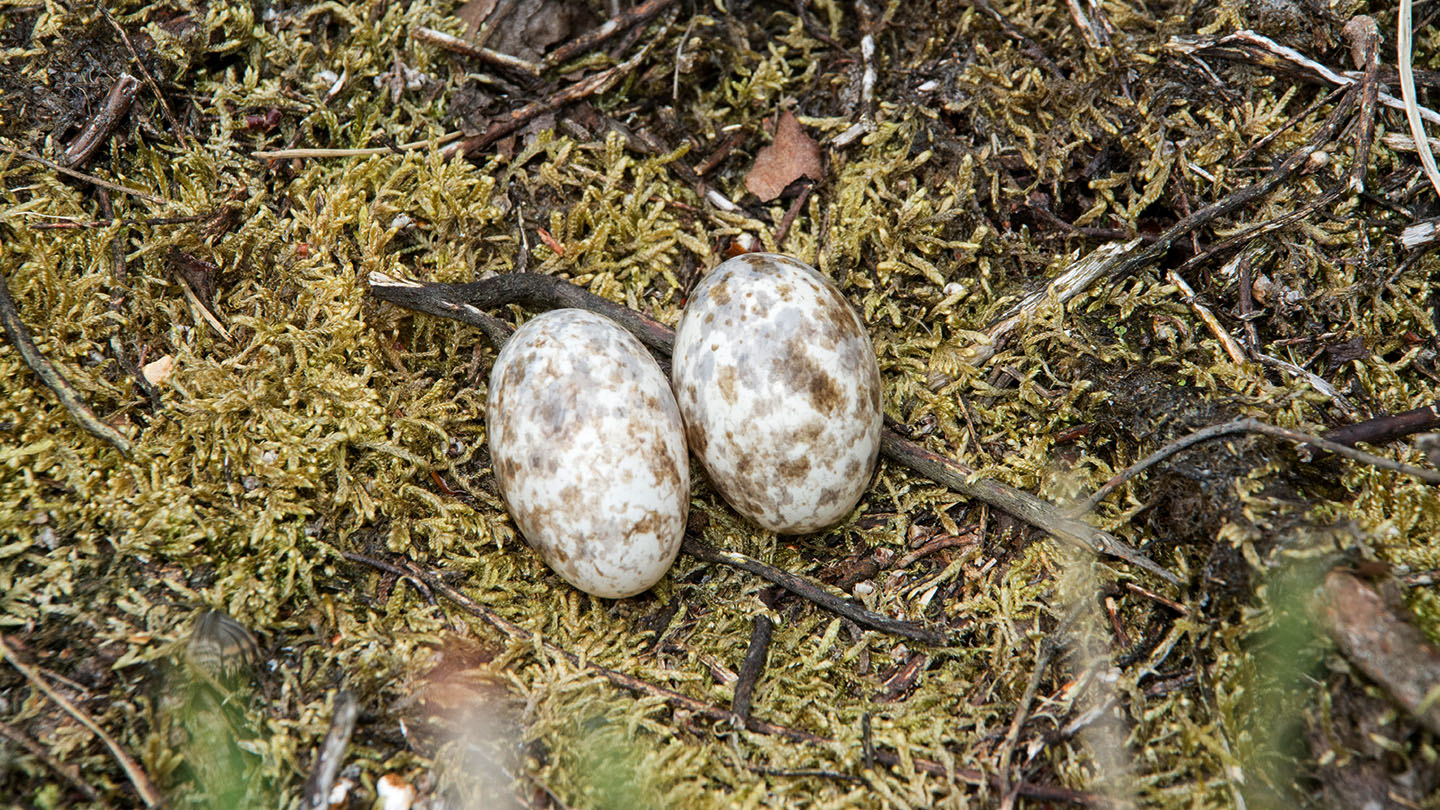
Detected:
left=745, top=110, right=822, bottom=202
left=455, top=0, right=498, bottom=36
left=478, top=0, right=593, bottom=61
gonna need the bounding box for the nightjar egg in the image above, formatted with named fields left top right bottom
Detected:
left=671, top=253, right=883, bottom=534
left=487, top=309, right=689, bottom=598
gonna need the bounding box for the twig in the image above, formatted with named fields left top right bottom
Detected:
left=879, top=431, right=1179, bottom=584
left=732, top=616, right=774, bottom=720
left=1064, top=0, right=1110, bottom=49
left=303, top=690, right=359, bottom=810
left=545, top=0, right=676, bottom=66
left=1074, top=416, right=1440, bottom=516
left=1166, top=29, right=1440, bottom=127
left=682, top=537, right=946, bottom=644
left=1253, top=351, right=1359, bottom=417
left=410, top=26, right=542, bottom=78
left=833, top=34, right=877, bottom=148
left=0, top=636, right=161, bottom=807
left=339, top=550, right=435, bottom=602
left=103, top=8, right=190, bottom=150
left=0, top=143, right=167, bottom=205
left=366, top=270, right=1178, bottom=583
left=63, top=73, right=139, bottom=167
left=964, top=239, right=1141, bottom=368
left=1323, top=401, right=1440, bottom=447
left=0, top=717, right=106, bottom=805
left=773, top=181, right=814, bottom=249
left=1165, top=270, right=1246, bottom=365
left=1398, top=0, right=1440, bottom=198
left=28, top=214, right=205, bottom=229
left=996, top=637, right=1059, bottom=810
left=252, top=132, right=463, bottom=160
left=0, top=263, right=134, bottom=454
left=447, top=42, right=656, bottom=159
left=346, top=554, right=1101, bottom=805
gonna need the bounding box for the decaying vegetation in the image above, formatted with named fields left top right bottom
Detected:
left=2, top=0, right=1439, bottom=807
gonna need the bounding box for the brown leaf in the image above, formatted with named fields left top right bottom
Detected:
left=455, top=0, right=498, bottom=36
left=745, top=110, right=822, bottom=202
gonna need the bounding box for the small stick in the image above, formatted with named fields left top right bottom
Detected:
left=545, top=0, right=676, bottom=66
left=893, top=533, right=976, bottom=570
left=63, top=73, right=140, bottom=167
left=732, top=615, right=774, bottom=720
left=773, top=182, right=814, bottom=249
left=410, top=27, right=542, bottom=78
left=0, top=144, right=167, bottom=206
left=682, top=537, right=945, bottom=644
left=29, top=214, right=205, bottom=229
left=339, top=550, right=435, bottom=602
left=1074, top=416, right=1440, bottom=516
left=302, top=689, right=359, bottom=809
left=0, top=265, right=133, bottom=454
left=1323, top=401, right=1440, bottom=447
left=252, top=132, right=462, bottom=160
left=1166, top=29, right=1440, bottom=127
left=1165, top=269, right=1247, bottom=365
left=996, top=637, right=1058, bottom=810
left=0, top=717, right=106, bottom=804
left=1397, top=0, right=1440, bottom=198
left=103, top=8, right=190, bottom=150
left=0, top=636, right=161, bottom=807
left=447, top=42, right=656, bottom=159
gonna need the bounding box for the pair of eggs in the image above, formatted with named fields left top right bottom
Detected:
left=485, top=253, right=884, bottom=597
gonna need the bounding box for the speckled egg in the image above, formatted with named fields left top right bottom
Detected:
left=487, top=309, right=689, bottom=598
left=671, top=253, right=883, bottom=534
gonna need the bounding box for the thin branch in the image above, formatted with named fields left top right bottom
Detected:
left=997, top=636, right=1059, bottom=810
left=732, top=615, right=774, bottom=720
left=1398, top=0, right=1440, bottom=198
left=545, top=0, right=676, bottom=66
left=1323, top=400, right=1440, bottom=447
left=682, top=537, right=946, bottom=644
left=0, top=264, right=134, bottom=454
left=446, top=41, right=657, bottom=159
left=1166, top=28, right=1440, bottom=127
left=0, top=717, right=106, bottom=805
left=1074, top=416, right=1440, bottom=516
left=410, top=26, right=542, bottom=78
left=0, top=143, right=167, bottom=206
left=252, top=132, right=462, bottom=160
left=0, top=636, right=161, bottom=807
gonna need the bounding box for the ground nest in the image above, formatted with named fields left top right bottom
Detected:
left=2, top=0, right=1439, bottom=808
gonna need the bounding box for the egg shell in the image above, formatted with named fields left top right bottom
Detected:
left=671, top=253, right=883, bottom=534
left=487, top=309, right=689, bottom=598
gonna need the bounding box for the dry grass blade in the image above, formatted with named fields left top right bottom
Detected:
left=1398, top=0, right=1440, bottom=198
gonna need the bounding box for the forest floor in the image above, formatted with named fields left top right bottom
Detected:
left=2, top=0, right=1439, bottom=808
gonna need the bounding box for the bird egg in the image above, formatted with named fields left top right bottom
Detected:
left=671, top=253, right=883, bottom=533
left=487, top=309, right=689, bottom=598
